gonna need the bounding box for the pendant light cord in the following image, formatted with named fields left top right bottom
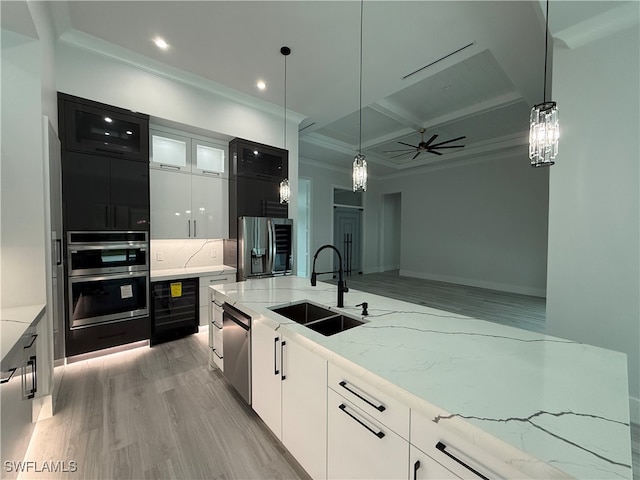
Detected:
left=284, top=52, right=287, bottom=149
left=358, top=0, right=363, bottom=155
left=543, top=0, right=549, bottom=102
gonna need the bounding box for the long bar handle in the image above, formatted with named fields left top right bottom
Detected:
left=338, top=403, right=385, bottom=439
left=188, top=220, right=191, bottom=237
left=435, top=442, right=490, bottom=480
left=55, top=239, right=62, bottom=266
left=159, top=164, right=180, bottom=170
left=413, top=460, right=421, bottom=480
left=212, top=349, right=223, bottom=360
left=280, top=340, right=286, bottom=380
left=274, top=337, right=280, bottom=375
left=339, top=380, right=386, bottom=412
left=194, top=220, right=197, bottom=237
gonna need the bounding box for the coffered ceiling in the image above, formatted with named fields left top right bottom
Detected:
left=9, top=1, right=632, bottom=176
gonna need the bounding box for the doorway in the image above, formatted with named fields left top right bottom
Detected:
left=333, top=188, right=363, bottom=277
left=380, top=192, right=401, bottom=272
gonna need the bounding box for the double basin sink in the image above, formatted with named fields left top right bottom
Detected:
left=270, top=301, right=366, bottom=336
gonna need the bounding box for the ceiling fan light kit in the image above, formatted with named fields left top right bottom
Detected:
left=529, top=0, right=559, bottom=167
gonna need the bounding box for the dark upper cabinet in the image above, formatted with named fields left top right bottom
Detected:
left=229, top=138, right=288, bottom=181
left=63, top=152, right=149, bottom=231
left=58, top=92, right=149, bottom=162
left=228, top=138, right=289, bottom=237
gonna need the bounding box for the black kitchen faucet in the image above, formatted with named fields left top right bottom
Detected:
left=310, top=245, right=349, bottom=308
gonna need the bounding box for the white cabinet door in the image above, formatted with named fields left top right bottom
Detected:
left=150, top=169, right=191, bottom=239
left=327, top=388, right=408, bottom=480
left=409, top=445, right=460, bottom=480
left=281, top=336, right=327, bottom=480
left=150, top=130, right=190, bottom=171
left=251, top=320, right=282, bottom=439
left=211, top=300, right=224, bottom=370
left=190, top=175, right=228, bottom=239
left=192, top=138, right=227, bottom=178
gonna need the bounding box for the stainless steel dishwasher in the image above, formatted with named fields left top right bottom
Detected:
left=222, top=303, right=251, bottom=404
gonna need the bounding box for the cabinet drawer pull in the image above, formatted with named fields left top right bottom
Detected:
left=0, top=368, right=17, bottom=384
left=210, top=278, right=229, bottom=283
left=280, top=340, right=286, bottom=380
left=212, top=321, right=223, bottom=330
left=202, top=170, right=220, bottom=176
left=213, top=349, right=223, bottom=360
left=338, top=403, right=385, bottom=439
left=339, top=380, right=386, bottom=412
left=188, top=220, right=191, bottom=237
left=274, top=337, right=280, bottom=375
left=413, top=460, right=421, bottom=480
left=435, top=442, right=489, bottom=480
left=160, top=164, right=180, bottom=170
left=23, top=334, right=37, bottom=349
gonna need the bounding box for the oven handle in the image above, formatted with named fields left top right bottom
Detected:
left=68, top=243, right=148, bottom=251
left=69, top=271, right=149, bottom=283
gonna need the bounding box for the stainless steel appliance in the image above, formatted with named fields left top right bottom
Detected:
left=237, top=216, right=293, bottom=281
left=222, top=303, right=251, bottom=404
left=66, top=231, right=149, bottom=329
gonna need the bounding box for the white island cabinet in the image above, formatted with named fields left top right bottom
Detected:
left=252, top=319, right=327, bottom=480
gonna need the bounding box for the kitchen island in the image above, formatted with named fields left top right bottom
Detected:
left=211, top=276, right=633, bottom=480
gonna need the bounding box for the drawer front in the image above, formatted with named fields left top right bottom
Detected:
left=411, top=410, right=528, bottom=480
left=410, top=445, right=460, bottom=480
left=199, top=275, right=232, bottom=306
left=213, top=322, right=223, bottom=355
left=328, top=388, right=409, bottom=480
left=328, top=362, right=409, bottom=439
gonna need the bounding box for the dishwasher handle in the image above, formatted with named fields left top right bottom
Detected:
left=222, top=303, right=251, bottom=330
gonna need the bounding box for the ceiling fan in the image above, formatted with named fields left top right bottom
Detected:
left=384, top=128, right=466, bottom=160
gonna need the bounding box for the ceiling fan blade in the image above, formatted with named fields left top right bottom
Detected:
left=398, top=141, right=419, bottom=148
left=428, top=150, right=443, bottom=156
left=429, top=136, right=466, bottom=148
left=429, top=145, right=465, bottom=149
left=412, top=151, right=421, bottom=160
left=424, top=134, right=438, bottom=147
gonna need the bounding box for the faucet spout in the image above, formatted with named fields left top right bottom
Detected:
left=310, top=244, right=348, bottom=307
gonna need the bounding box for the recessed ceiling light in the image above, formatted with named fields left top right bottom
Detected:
left=104, top=117, right=112, bottom=123
left=257, top=80, right=266, bottom=90
left=154, top=37, right=169, bottom=50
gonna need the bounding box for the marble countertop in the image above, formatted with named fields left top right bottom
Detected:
left=1, top=304, right=46, bottom=363
left=211, top=276, right=633, bottom=480
left=150, top=265, right=236, bottom=281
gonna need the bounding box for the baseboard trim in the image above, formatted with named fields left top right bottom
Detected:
left=399, top=269, right=546, bottom=298
left=630, top=396, right=639, bottom=424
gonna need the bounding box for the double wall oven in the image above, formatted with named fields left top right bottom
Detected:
left=66, top=231, right=149, bottom=331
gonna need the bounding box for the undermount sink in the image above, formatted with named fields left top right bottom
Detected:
left=269, top=300, right=366, bottom=336
left=270, top=301, right=335, bottom=325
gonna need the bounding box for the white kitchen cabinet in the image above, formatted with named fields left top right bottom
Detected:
left=150, top=169, right=228, bottom=239
left=327, top=388, right=408, bottom=480
left=191, top=175, right=228, bottom=240
left=251, top=321, right=327, bottom=480
left=409, top=445, right=460, bottom=480
left=150, top=130, right=189, bottom=172
left=251, top=320, right=283, bottom=438
left=192, top=138, right=227, bottom=178
left=199, top=275, right=233, bottom=327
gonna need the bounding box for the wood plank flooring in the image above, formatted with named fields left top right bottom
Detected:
left=21, top=333, right=309, bottom=480
left=332, top=270, right=546, bottom=333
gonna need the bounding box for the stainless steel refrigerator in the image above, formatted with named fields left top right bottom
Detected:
left=238, top=216, right=293, bottom=281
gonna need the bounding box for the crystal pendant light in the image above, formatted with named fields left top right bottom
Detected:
left=280, top=46, right=291, bottom=203
left=529, top=0, right=559, bottom=167
left=353, top=0, right=367, bottom=192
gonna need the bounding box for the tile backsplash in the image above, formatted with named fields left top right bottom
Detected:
left=151, top=239, right=224, bottom=270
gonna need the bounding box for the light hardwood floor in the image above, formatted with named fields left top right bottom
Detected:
left=21, top=333, right=309, bottom=480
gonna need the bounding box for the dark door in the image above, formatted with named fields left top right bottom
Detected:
left=63, top=152, right=111, bottom=230
left=333, top=207, right=363, bottom=276
left=111, top=158, right=150, bottom=230
left=236, top=176, right=280, bottom=218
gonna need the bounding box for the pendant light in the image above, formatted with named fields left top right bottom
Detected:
left=529, top=0, right=559, bottom=167
left=352, top=0, right=367, bottom=192
left=279, top=46, right=291, bottom=204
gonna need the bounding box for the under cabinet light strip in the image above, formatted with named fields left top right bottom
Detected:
left=401, top=42, right=475, bottom=80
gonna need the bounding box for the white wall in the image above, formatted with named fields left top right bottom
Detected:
left=1, top=29, right=46, bottom=307
left=381, top=193, right=401, bottom=271
left=546, top=24, right=640, bottom=420
left=379, top=151, right=550, bottom=297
